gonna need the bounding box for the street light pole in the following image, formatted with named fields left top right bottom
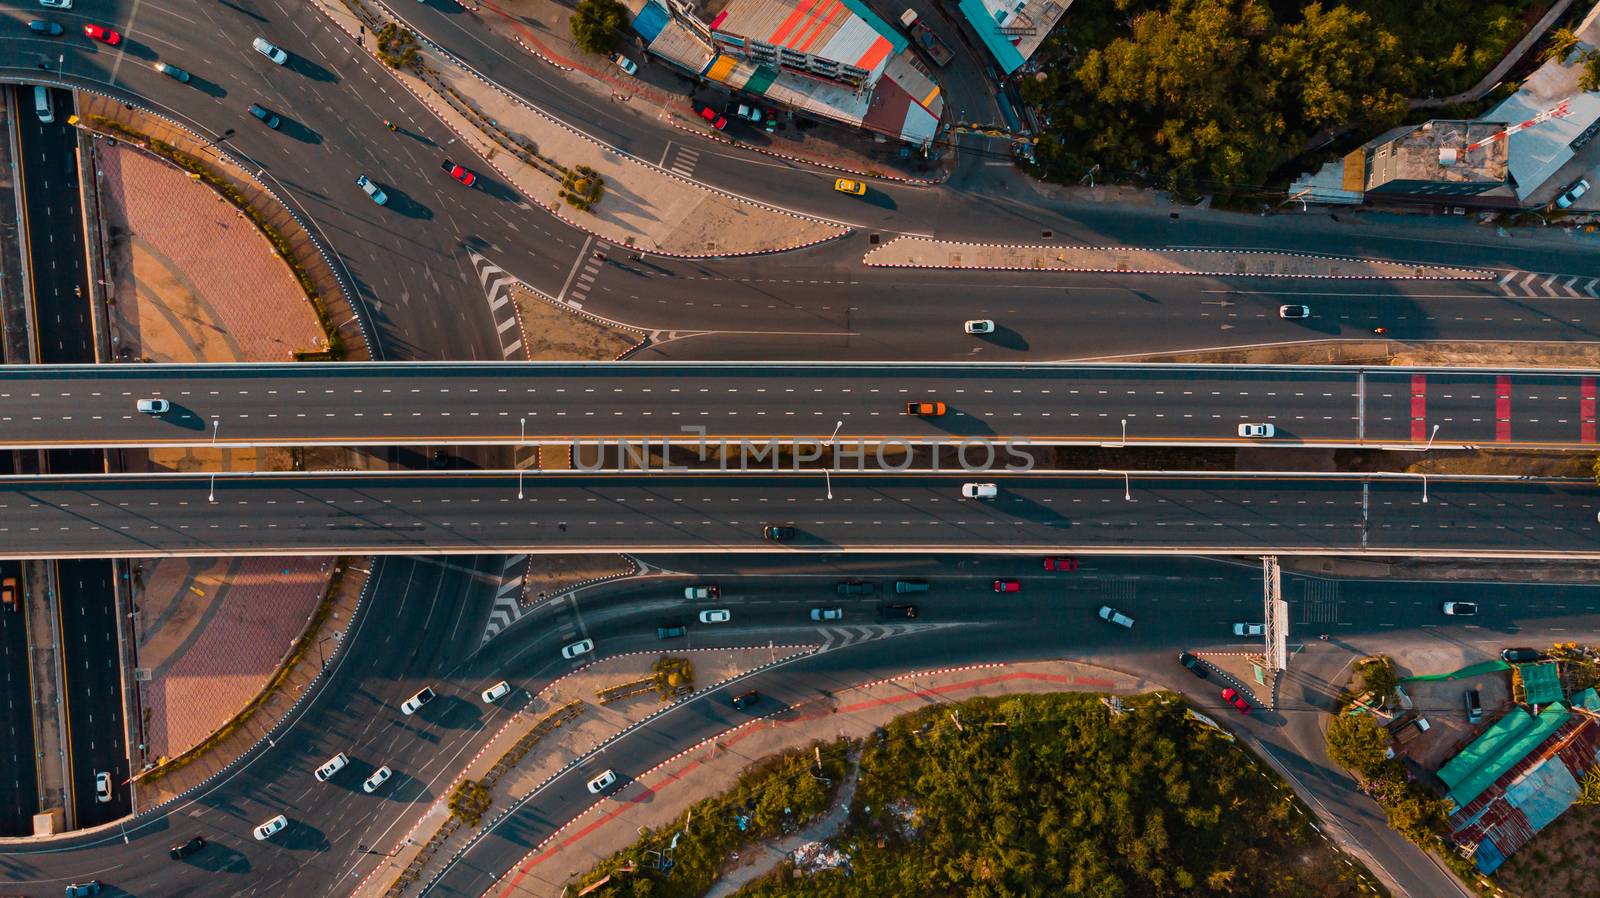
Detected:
left=212, top=419, right=220, bottom=445
left=518, top=468, right=524, bottom=500
left=824, top=468, right=833, bottom=500
left=1424, top=424, right=1439, bottom=451
left=1122, top=471, right=1131, bottom=501
left=1420, top=472, right=1429, bottom=504
left=208, top=473, right=216, bottom=503
left=1120, top=418, right=1127, bottom=446
left=827, top=421, right=843, bottom=446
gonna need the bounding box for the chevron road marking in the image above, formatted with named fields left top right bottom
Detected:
left=479, top=554, right=531, bottom=645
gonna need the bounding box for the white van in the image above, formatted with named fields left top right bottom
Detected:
left=313, top=752, right=349, bottom=782
left=34, top=86, right=54, bottom=124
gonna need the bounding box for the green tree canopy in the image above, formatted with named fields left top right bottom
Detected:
left=572, top=0, right=630, bottom=56
left=1325, top=713, right=1392, bottom=777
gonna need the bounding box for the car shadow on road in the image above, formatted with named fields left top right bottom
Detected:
left=183, top=842, right=252, bottom=875
left=167, top=408, right=207, bottom=431
left=470, top=173, right=521, bottom=204
left=375, top=186, right=434, bottom=221
left=185, top=75, right=228, bottom=99
left=288, top=56, right=338, bottom=83
left=275, top=117, right=323, bottom=146
left=277, top=819, right=332, bottom=852
left=973, top=325, right=1029, bottom=352
left=117, top=42, right=159, bottom=63
left=218, top=0, right=269, bottom=22
left=860, top=190, right=897, bottom=212
left=921, top=412, right=997, bottom=437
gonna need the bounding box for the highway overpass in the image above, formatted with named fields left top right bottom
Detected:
left=0, top=470, right=1593, bottom=559
left=4, top=362, right=1597, bottom=449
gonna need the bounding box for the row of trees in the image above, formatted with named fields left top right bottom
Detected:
left=1024, top=0, right=1537, bottom=194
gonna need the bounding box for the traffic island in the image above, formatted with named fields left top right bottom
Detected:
left=864, top=236, right=1495, bottom=279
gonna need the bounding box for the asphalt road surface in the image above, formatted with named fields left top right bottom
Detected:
left=0, top=471, right=1594, bottom=558
left=0, top=558, right=36, bottom=837
left=0, top=362, right=1595, bottom=449
left=54, top=559, right=129, bottom=829
left=12, top=86, right=90, bottom=366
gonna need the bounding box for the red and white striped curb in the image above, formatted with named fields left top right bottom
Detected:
left=364, top=643, right=818, bottom=895
left=519, top=555, right=643, bottom=611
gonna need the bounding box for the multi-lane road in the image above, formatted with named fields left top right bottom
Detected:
left=1, top=362, right=1597, bottom=449
left=0, top=471, right=1593, bottom=558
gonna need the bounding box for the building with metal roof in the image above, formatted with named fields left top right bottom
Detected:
left=957, top=0, right=1073, bottom=75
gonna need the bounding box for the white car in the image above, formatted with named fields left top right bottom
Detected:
left=810, top=608, right=842, bottom=621
left=683, top=585, right=719, bottom=600
left=586, top=769, right=618, bottom=794
left=39, top=0, right=73, bottom=8
left=961, top=482, right=997, bottom=499
left=1237, top=423, right=1275, bottom=438
left=362, top=765, right=392, bottom=793
left=253, top=814, right=288, bottom=840
left=136, top=398, right=170, bottom=414
left=699, top=609, right=731, bottom=624
left=356, top=175, right=388, bottom=206
left=1097, top=605, right=1134, bottom=628
left=400, top=686, right=435, bottom=716
left=313, top=752, right=349, bottom=782
left=963, top=319, right=994, bottom=334
left=480, top=680, right=512, bottom=703
left=94, top=771, right=112, bottom=803
left=1278, top=305, right=1310, bottom=319
left=252, top=37, right=289, bottom=65
left=561, top=638, right=594, bottom=659
left=1555, top=178, right=1590, bottom=209
left=1443, top=601, right=1478, bottom=616
left=1232, top=622, right=1265, bottom=637
left=612, top=54, right=638, bottom=75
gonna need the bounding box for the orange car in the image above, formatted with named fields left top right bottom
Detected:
left=906, top=400, right=946, bottom=416
left=1, top=577, right=17, bottom=611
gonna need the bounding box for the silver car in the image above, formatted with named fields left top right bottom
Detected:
left=252, top=37, right=289, bottom=64
left=356, top=175, right=388, bottom=206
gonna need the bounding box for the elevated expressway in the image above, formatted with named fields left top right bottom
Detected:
left=3, top=362, right=1597, bottom=449
left=0, top=471, right=1594, bottom=559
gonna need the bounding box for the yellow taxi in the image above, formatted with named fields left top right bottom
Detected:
left=833, top=178, right=867, bottom=195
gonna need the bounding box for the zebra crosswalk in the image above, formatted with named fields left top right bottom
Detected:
left=1498, top=270, right=1600, bottom=298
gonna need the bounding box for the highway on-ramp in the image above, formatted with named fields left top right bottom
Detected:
left=3, top=362, right=1598, bottom=449
left=0, top=471, right=1594, bottom=558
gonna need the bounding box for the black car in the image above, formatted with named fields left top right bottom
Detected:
left=169, top=836, right=206, bottom=860
left=879, top=603, right=918, bottom=620
left=1501, top=647, right=1544, bottom=664
left=836, top=580, right=875, bottom=596
left=731, top=690, right=759, bottom=710
left=29, top=20, right=64, bottom=35
left=656, top=625, right=686, bottom=639
left=762, top=524, right=795, bottom=541
left=1178, top=652, right=1209, bottom=679
left=1464, top=688, right=1483, bottom=724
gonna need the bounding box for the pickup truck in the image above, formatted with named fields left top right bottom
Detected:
left=899, top=9, right=953, bottom=67
left=1389, top=711, right=1432, bottom=744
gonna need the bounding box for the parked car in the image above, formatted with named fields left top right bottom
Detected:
left=684, top=584, right=720, bottom=600
left=1178, top=652, right=1209, bottom=679
left=561, top=638, right=594, bottom=659
left=440, top=158, right=476, bottom=187
left=656, top=624, right=687, bottom=639
left=963, top=319, right=994, bottom=334
left=810, top=607, right=843, bottom=621
left=836, top=580, right=874, bottom=596
left=94, top=771, right=112, bottom=802
left=1500, top=647, right=1544, bottom=663
left=83, top=23, right=122, bottom=44
left=699, top=609, right=731, bottom=623
left=248, top=103, right=281, bottom=129
left=1221, top=687, right=1251, bottom=714
left=168, top=836, right=206, bottom=860
left=1443, top=601, right=1478, bottom=616
left=612, top=53, right=638, bottom=75
left=906, top=400, right=945, bottom=416
left=992, top=579, right=1021, bottom=593
left=313, top=752, right=349, bottom=782
left=253, top=814, right=288, bottom=840
left=961, top=482, right=997, bottom=499
left=400, top=686, right=435, bottom=715
left=154, top=61, right=191, bottom=82
left=253, top=36, right=289, bottom=64
left=1237, top=423, right=1275, bottom=438
left=362, top=765, right=392, bottom=793
left=28, top=20, right=64, bottom=36
left=1042, top=557, right=1078, bottom=572
left=1098, top=605, right=1134, bottom=628
left=481, top=680, right=512, bottom=703
left=1555, top=177, right=1590, bottom=209
left=731, top=690, right=760, bottom=710
left=693, top=102, right=727, bottom=130
left=1464, top=688, right=1483, bottom=724
left=763, top=524, right=795, bottom=541
left=1232, top=622, right=1264, bottom=637
left=734, top=102, right=765, bottom=123
left=586, top=769, right=618, bottom=793
left=356, top=175, right=388, bottom=206
left=834, top=178, right=867, bottom=196
left=1278, top=304, right=1310, bottom=319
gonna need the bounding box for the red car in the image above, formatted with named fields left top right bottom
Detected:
left=992, top=580, right=1021, bottom=593
left=1043, top=557, right=1078, bottom=572
left=440, top=159, right=476, bottom=187
left=695, top=103, right=728, bottom=130
left=84, top=23, right=123, bottom=45
left=1221, top=688, right=1252, bottom=714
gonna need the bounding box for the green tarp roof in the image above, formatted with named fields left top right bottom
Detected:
left=1520, top=661, right=1565, bottom=705
left=1442, top=703, right=1571, bottom=810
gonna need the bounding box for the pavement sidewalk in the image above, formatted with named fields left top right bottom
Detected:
left=482, top=659, right=1154, bottom=898
left=317, top=0, right=846, bottom=257
left=864, top=236, right=1497, bottom=279
left=25, top=563, right=70, bottom=833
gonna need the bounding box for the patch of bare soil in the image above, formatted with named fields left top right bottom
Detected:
left=511, top=286, right=643, bottom=361
left=523, top=554, right=635, bottom=605
left=1494, top=804, right=1600, bottom=898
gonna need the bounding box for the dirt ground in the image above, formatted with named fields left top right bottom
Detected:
left=524, top=555, right=635, bottom=605
left=1495, top=804, right=1600, bottom=897
left=513, top=287, right=643, bottom=360
left=1392, top=671, right=1514, bottom=771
